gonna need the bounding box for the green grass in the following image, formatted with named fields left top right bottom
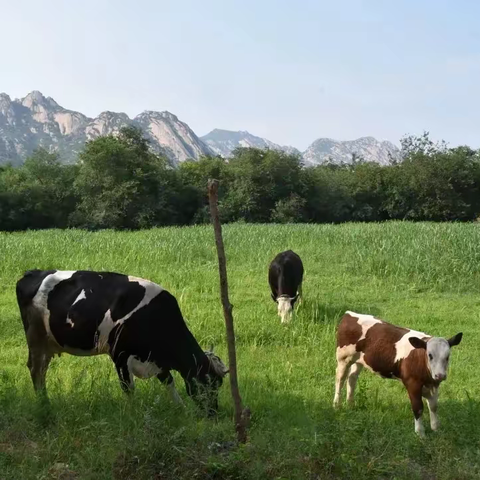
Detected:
left=1, top=222, right=480, bottom=479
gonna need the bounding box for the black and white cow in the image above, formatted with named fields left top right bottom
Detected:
left=268, top=250, right=304, bottom=323
left=16, top=270, right=228, bottom=415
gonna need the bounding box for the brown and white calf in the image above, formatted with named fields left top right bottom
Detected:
left=334, top=311, right=463, bottom=437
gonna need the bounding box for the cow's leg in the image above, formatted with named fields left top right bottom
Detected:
left=157, top=371, right=184, bottom=406
left=21, top=307, right=52, bottom=395
left=297, top=283, right=303, bottom=306
left=114, top=357, right=135, bottom=393
left=424, top=387, right=440, bottom=431
left=334, top=346, right=357, bottom=407
left=346, top=362, right=363, bottom=405
left=405, top=380, right=425, bottom=438
left=28, top=347, right=53, bottom=394
left=334, top=357, right=352, bottom=408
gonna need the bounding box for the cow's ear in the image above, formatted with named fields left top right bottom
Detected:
left=409, top=337, right=427, bottom=349
left=448, top=332, right=463, bottom=347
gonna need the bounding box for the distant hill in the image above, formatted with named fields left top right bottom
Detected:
left=201, top=129, right=301, bottom=157
left=0, top=91, right=400, bottom=166
left=0, top=91, right=212, bottom=166
left=302, top=136, right=399, bottom=166
left=202, top=129, right=400, bottom=165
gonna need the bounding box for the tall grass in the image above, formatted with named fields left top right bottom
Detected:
left=0, top=222, right=479, bottom=479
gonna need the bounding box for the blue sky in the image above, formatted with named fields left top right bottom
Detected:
left=1, top=0, right=479, bottom=149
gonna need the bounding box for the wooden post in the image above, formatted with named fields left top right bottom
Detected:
left=208, top=179, right=250, bottom=443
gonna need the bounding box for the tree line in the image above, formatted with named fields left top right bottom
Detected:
left=1, top=127, right=480, bottom=231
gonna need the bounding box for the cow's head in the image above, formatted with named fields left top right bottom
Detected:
left=276, top=294, right=298, bottom=323
left=187, top=348, right=228, bottom=416
left=409, top=333, right=463, bottom=382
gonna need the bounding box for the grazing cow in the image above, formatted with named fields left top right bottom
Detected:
left=268, top=250, right=304, bottom=323
left=16, top=270, right=228, bottom=415
left=334, top=311, right=463, bottom=437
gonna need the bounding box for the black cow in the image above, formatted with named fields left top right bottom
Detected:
left=16, top=270, right=228, bottom=415
left=268, top=250, right=304, bottom=323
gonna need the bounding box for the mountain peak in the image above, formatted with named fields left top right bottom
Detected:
left=21, top=90, right=60, bottom=111
left=201, top=129, right=300, bottom=158
left=96, top=110, right=130, bottom=119
left=22, top=90, right=46, bottom=104
left=137, top=110, right=179, bottom=122
left=304, top=136, right=399, bottom=166
left=135, top=110, right=212, bottom=163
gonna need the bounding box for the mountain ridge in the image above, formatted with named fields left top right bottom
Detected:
left=0, top=91, right=400, bottom=166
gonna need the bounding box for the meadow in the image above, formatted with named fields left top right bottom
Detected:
left=0, top=222, right=479, bottom=480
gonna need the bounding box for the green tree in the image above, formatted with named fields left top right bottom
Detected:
left=271, top=193, right=307, bottom=223
left=0, top=149, right=77, bottom=230
left=73, top=126, right=178, bottom=229
left=222, top=148, right=306, bottom=222
left=178, top=156, right=230, bottom=223
left=385, top=140, right=480, bottom=220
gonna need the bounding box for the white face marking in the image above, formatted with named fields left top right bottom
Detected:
left=394, top=329, right=430, bottom=362
left=426, top=338, right=451, bottom=381
left=277, top=296, right=293, bottom=323
left=32, top=271, right=77, bottom=339
left=127, top=355, right=162, bottom=379
left=346, top=311, right=382, bottom=340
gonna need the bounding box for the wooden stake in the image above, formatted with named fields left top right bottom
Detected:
left=208, top=179, right=250, bottom=443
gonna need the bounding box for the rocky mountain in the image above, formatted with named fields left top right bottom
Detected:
left=0, top=91, right=212, bottom=166
left=136, top=111, right=212, bottom=163
left=201, top=129, right=399, bottom=165
left=201, top=129, right=301, bottom=157
left=302, top=137, right=400, bottom=166
left=0, top=91, right=400, bottom=167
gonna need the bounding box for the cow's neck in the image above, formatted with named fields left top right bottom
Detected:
left=402, top=348, right=435, bottom=385
left=175, top=331, right=210, bottom=381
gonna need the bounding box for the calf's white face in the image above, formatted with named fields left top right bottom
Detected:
left=426, top=338, right=451, bottom=381
left=409, top=333, right=463, bottom=382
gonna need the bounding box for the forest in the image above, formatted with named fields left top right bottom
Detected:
left=1, top=127, right=479, bottom=231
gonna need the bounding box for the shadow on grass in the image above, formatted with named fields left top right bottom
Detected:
left=0, top=378, right=479, bottom=480
left=297, top=299, right=349, bottom=324
left=298, top=299, right=384, bottom=325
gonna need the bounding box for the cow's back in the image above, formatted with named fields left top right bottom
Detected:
left=269, top=250, right=304, bottom=295
left=16, top=270, right=56, bottom=308
left=337, top=311, right=430, bottom=379
left=17, top=270, right=172, bottom=355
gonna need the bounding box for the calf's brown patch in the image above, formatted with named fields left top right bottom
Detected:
left=337, top=313, right=362, bottom=348
left=357, top=323, right=409, bottom=378
left=401, top=342, right=435, bottom=386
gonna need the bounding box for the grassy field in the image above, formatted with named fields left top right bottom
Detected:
left=1, top=222, right=480, bottom=480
